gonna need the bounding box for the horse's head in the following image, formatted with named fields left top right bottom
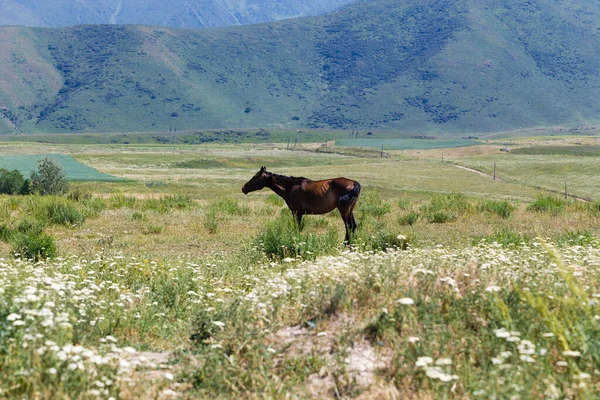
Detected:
left=242, top=166, right=269, bottom=194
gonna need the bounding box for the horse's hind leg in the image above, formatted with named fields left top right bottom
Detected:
left=339, top=205, right=354, bottom=244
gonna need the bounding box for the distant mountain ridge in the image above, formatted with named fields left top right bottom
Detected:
left=0, top=0, right=354, bottom=28
left=1, top=0, right=600, bottom=135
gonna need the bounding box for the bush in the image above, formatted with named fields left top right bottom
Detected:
left=477, top=199, right=514, bottom=219
left=358, top=190, right=391, bottom=218
left=475, top=228, right=530, bottom=247
left=0, top=223, right=13, bottom=241
left=255, top=212, right=339, bottom=260
left=32, top=197, right=85, bottom=226
left=420, top=193, right=468, bottom=223
left=9, top=218, right=55, bottom=260
left=11, top=231, right=56, bottom=261
left=0, top=169, right=30, bottom=195
left=397, top=198, right=411, bottom=210
left=526, top=193, right=566, bottom=214
left=426, top=212, right=457, bottom=224
left=398, top=212, right=419, bottom=226
left=30, top=157, right=69, bottom=196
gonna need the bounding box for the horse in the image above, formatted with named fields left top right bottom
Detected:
left=242, top=166, right=361, bottom=243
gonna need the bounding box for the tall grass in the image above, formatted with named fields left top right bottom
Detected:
left=477, top=199, right=515, bottom=219
left=526, top=193, right=567, bottom=214
left=420, top=193, right=469, bottom=224
left=254, top=212, right=340, bottom=260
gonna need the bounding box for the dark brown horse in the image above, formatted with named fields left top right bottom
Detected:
left=242, top=167, right=361, bottom=243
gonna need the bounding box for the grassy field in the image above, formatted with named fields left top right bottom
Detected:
left=2, top=137, right=600, bottom=398
left=336, top=138, right=479, bottom=150
left=0, top=154, right=121, bottom=181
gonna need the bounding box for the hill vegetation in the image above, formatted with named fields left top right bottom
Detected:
left=0, top=0, right=353, bottom=28
left=1, top=0, right=600, bottom=134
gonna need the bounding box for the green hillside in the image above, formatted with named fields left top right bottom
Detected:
left=0, top=0, right=353, bottom=28
left=1, top=0, right=600, bottom=135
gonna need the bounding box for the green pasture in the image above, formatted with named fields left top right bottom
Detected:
left=511, top=145, right=600, bottom=156
left=336, top=138, right=479, bottom=150
left=0, top=154, right=121, bottom=181
left=454, top=153, right=600, bottom=200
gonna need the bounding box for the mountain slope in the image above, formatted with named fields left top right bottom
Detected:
left=0, top=0, right=354, bottom=28
left=1, top=0, right=600, bottom=135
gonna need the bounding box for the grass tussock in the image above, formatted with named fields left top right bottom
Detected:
left=254, top=211, right=340, bottom=260
left=526, top=193, right=567, bottom=214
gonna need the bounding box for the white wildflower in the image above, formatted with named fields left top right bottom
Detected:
left=397, top=297, right=414, bottom=305
left=7, top=313, right=21, bottom=321
left=485, top=286, right=501, bottom=292
left=416, top=357, right=433, bottom=367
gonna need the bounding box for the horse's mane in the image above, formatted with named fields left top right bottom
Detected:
left=269, top=172, right=308, bottom=186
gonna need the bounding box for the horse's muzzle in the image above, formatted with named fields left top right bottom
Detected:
left=242, top=186, right=248, bottom=194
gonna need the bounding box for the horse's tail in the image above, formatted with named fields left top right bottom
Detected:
left=339, top=181, right=361, bottom=206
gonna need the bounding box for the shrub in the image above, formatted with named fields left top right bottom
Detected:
left=477, top=199, right=514, bottom=219
left=0, top=223, right=13, bottom=242
left=255, top=212, right=339, bottom=260
left=144, top=224, right=164, bottom=235
left=358, top=190, right=391, bottom=218
left=33, top=197, right=85, bottom=226
left=526, top=193, right=566, bottom=214
left=398, top=212, right=419, bottom=226
left=397, top=197, right=411, bottom=210
left=9, top=219, right=55, bottom=261
left=475, top=228, right=530, bottom=247
left=11, top=231, right=56, bottom=261
left=130, top=211, right=146, bottom=221
left=81, top=197, right=106, bottom=218
left=421, top=193, right=469, bottom=214
left=0, top=169, right=28, bottom=195
left=30, top=157, right=69, bottom=196
left=426, top=212, right=457, bottom=224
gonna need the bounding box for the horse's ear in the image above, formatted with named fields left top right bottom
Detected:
left=260, top=166, right=266, bottom=172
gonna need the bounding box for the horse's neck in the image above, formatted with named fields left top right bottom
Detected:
left=267, top=174, right=302, bottom=199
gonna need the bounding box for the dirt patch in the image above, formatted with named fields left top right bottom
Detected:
left=119, top=351, right=186, bottom=400
left=272, top=320, right=395, bottom=398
